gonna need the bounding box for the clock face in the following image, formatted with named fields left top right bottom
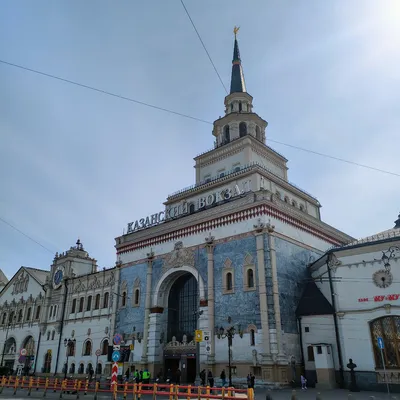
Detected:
left=373, top=269, right=393, bottom=289
left=54, top=270, right=63, bottom=286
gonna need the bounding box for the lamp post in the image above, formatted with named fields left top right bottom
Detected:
left=63, top=338, right=76, bottom=379
left=217, top=320, right=243, bottom=387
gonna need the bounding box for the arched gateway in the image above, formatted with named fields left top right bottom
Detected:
left=152, top=267, right=205, bottom=384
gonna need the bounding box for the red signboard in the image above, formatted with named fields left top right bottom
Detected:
left=358, top=294, right=400, bottom=302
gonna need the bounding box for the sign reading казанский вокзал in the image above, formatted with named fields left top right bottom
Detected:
left=126, top=180, right=251, bottom=234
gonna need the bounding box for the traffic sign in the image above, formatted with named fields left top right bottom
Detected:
left=95, top=349, right=102, bottom=357
left=112, top=351, right=120, bottom=362
left=203, top=331, right=211, bottom=341
left=195, top=330, right=203, bottom=342
left=113, top=345, right=120, bottom=351
left=205, top=343, right=211, bottom=355
left=113, top=333, right=122, bottom=345
left=20, top=348, right=27, bottom=356
left=129, top=344, right=134, bottom=351
left=378, top=337, right=384, bottom=349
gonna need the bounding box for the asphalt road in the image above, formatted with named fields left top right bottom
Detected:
left=0, top=387, right=398, bottom=400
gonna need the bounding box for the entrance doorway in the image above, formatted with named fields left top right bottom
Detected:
left=165, top=273, right=198, bottom=383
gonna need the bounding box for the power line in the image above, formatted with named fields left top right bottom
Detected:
left=0, top=59, right=399, bottom=178
left=0, top=217, right=54, bottom=254
left=180, top=0, right=228, bottom=94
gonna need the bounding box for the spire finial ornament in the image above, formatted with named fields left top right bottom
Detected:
left=233, top=26, right=240, bottom=38
left=394, top=213, right=400, bottom=229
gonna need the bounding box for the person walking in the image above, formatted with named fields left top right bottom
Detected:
left=208, top=370, right=214, bottom=387
left=301, top=375, right=307, bottom=390
left=220, top=370, right=226, bottom=387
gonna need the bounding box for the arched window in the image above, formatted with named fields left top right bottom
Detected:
left=68, top=341, right=76, bottom=357
left=94, top=294, right=100, bottom=310
left=300, top=204, right=305, bottom=211
left=1, top=313, right=6, bottom=325
left=102, top=339, right=109, bottom=355
left=307, top=346, right=315, bottom=361
left=134, top=289, right=140, bottom=306
left=284, top=196, right=289, bottom=203
left=189, top=203, right=195, bottom=214
left=52, top=305, right=57, bottom=318
left=255, top=126, right=261, bottom=140
left=83, top=340, right=92, bottom=356
left=103, top=292, right=109, bottom=309
left=44, top=351, right=52, bottom=373
left=51, top=331, right=55, bottom=340
left=26, top=307, right=31, bottom=321
left=239, top=122, right=247, bottom=137
left=49, top=306, right=53, bottom=319
left=226, top=273, right=233, bottom=291
left=250, top=329, right=256, bottom=346
left=239, top=102, right=242, bottom=112
left=17, top=309, right=23, bottom=322
left=47, top=331, right=50, bottom=341
left=78, top=363, right=84, bottom=374
left=69, top=363, right=76, bottom=374
left=122, top=292, right=127, bottom=307
left=247, top=269, right=255, bottom=288
left=35, top=306, right=41, bottom=320
left=370, top=316, right=400, bottom=368
left=223, top=126, right=230, bottom=144
left=71, top=299, right=77, bottom=314
left=86, top=295, right=92, bottom=311
left=9, top=311, right=15, bottom=323
left=96, top=363, right=102, bottom=374
left=79, top=298, right=84, bottom=313
left=86, top=363, right=93, bottom=374
left=230, top=104, right=234, bottom=112
left=234, top=166, right=241, bottom=173
left=291, top=200, right=297, bottom=208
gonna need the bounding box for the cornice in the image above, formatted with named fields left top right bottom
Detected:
left=116, top=193, right=351, bottom=255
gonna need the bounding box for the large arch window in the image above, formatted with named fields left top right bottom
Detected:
left=103, top=292, right=109, bottom=309
left=226, top=273, right=233, bottom=291
left=79, top=298, right=84, bottom=313
left=86, top=295, right=92, bottom=311
left=255, top=126, right=261, bottom=140
left=94, top=294, right=101, bottom=310
left=370, top=316, right=400, bottom=368
left=121, top=292, right=127, bottom=307
left=83, top=340, right=92, bottom=356
left=35, top=306, right=41, bottom=320
left=71, top=299, right=77, bottom=314
left=101, top=339, right=109, bottom=355
left=223, top=126, right=230, bottom=144
left=26, top=307, right=32, bottom=321
left=239, top=122, right=247, bottom=137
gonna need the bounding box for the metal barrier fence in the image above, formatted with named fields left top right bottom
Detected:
left=0, top=376, right=254, bottom=400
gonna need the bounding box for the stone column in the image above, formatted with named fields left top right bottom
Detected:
left=141, top=250, right=154, bottom=364
left=267, top=224, right=285, bottom=361
left=253, top=220, right=271, bottom=363
left=110, top=261, right=121, bottom=337
left=205, top=233, right=215, bottom=364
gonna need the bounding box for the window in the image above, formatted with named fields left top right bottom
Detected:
left=305, top=327, right=310, bottom=333
left=291, top=200, right=297, bottom=207
left=284, top=196, right=289, bottom=203
left=239, top=122, right=247, bottom=137
left=101, top=339, right=109, bottom=355
left=134, top=289, right=140, bottom=306
left=204, top=175, right=211, bottom=183
left=86, top=296, right=92, bottom=311
left=275, top=191, right=281, bottom=200
left=17, top=309, right=23, bottom=322
left=103, top=292, right=109, bottom=309
left=233, top=166, right=240, bottom=173
left=52, top=305, right=57, bottom=318
left=1, top=313, right=6, bottom=325
left=255, top=126, right=261, bottom=140
left=94, top=294, right=100, bottom=310
left=47, top=331, right=50, bottom=341
left=35, top=306, right=41, bottom=320
left=96, top=363, right=102, bottom=375
left=189, top=203, right=195, bottom=214
left=26, top=307, right=31, bottom=321
left=79, top=297, right=84, bottom=313
left=250, top=329, right=255, bottom=346
left=9, top=311, right=15, bottom=323
left=51, top=331, right=55, bottom=340
left=69, top=363, right=76, bottom=374
left=300, top=204, right=305, bottom=211
left=86, top=363, right=93, bottom=374
left=238, top=102, right=242, bottom=112
left=317, top=346, right=322, bottom=354
left=370, top=316, right=400, bottom=368
left=78, top=363, right=84, bottom=374
left=83, top=340, right=92, bottom=356
left=223, top=125, right=230, bottom=143
left=49, top=306, right=53, bottom=319
left=71, top=299, right=77, bottom=314
left=122, top=292, right=127, bottom=307
left=307, top=346, right=314, bottom=361
left=247, top=269, right=255, bottom=288
left=226, top=273, right=233, bottom=291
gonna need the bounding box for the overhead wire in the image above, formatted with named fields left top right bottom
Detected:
left=0, top=59, right=398, bottom=178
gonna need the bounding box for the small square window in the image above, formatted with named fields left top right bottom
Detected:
left=305, top=327, right=310, bottom=333
left=317, top=346, right=322, bottom=354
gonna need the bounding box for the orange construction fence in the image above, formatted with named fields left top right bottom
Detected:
left=0, top=376, right=254, bottom=400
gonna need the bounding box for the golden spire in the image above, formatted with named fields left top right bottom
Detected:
left=233, top=26, right=240, bottom=38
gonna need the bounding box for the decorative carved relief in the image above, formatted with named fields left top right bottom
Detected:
left=12, top=272, right=29, bottom=295
left=73, top=280, right=86, bottom=294
left=133, top=278, right=140, bottom=288
left=88, top=276, right=102, bottom=290
left=105, top=272, right=115, bottom=287
left=121, top=280, right=128, bottom=291
left=224, top=258, right=233, bottom=269
left=162, top=241, right=195, bottom=272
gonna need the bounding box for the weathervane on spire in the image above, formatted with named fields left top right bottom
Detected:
left=233, top=26, right=240, bottom=38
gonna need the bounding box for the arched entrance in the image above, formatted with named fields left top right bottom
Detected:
left=21, top=336, right=35, bottom=375
left=3, top=337, right=16, bottom=370
left=164, top=272, right=198, bottom=384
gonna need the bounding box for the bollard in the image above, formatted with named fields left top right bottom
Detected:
left=153, top=383, right=157, bottom=400
left=138, top=382, right=142, bottom=400
left=169, top=384, right=174, bottom=400
left=84, top=379, right=88, bottom=396
left=112, top=381, right=117, bottom=400
left=348, top=395, right=353, bottom=399
left=93, top=381, right=99, bottom=400
left=43, top=377, right=49, bottom=397
left=133, top=383, right=137, bottom=400
left=59, top=379, right=66, bottom=399
left=291, top=389, right=297, bottom=400
left=0, top=375, right=5, bottom=394
left=316, top=393, right=323, bottom=400
left=175, top=384, right=179, bottom=400
left=266, top=389, right=273, bottom=400
left=123, top=381, right=128, bottom=400
left=13, top=376, right=19, bottom=396
left=197, top=384, right=201, bottom=400
left=20, top=375, right=25, bottom=389
left=187, top=385, right=192, bottom=400
left=53, top=378, right=58, bottom=393
left=36, top=377, right=41, bottom=391
left=28, top=376, right=34, bottom=396
left=76, top=380, right=82, bottom=399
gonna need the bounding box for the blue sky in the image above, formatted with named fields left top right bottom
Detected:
left=1, top=1, right=399, bottom=278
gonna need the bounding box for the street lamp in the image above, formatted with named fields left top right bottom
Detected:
left=63, top=338, right=76, bottom=379
left=217, top=321, right=243, bottom=387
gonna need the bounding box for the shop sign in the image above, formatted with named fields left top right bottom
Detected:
left=358, top=294, right=400, bottom=302
left=126, top=180, right=250, bottom=234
